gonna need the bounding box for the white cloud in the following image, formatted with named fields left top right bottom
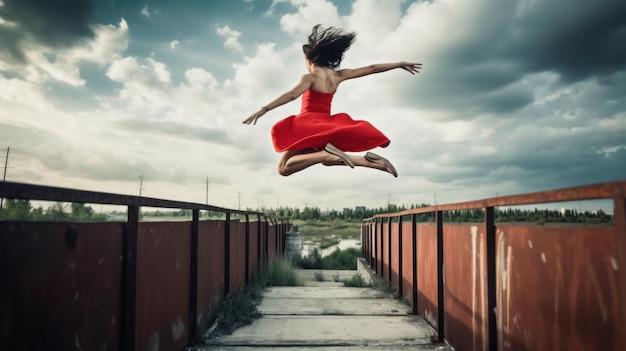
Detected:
left=216, top=25, right=244, bottom=53
left=105, top=56, right=174, bottom=111
left=141, top=5, right=151, bottom=18
left=7, top=19, right=128, bottom=86
left=1, top=0, right=624, bottom=211
left=278, top=0, right=342, bottom=37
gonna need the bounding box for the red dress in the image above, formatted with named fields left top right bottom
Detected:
left=271, top=89, right=390, bottom=152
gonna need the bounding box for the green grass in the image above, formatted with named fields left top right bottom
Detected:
left=208, top=256, right=302, bottom=337
left=342, top=273, right=368, bottom=287
left=293, top=219, right=361, bottom=240
left=260, top=256, right=304, bottom=287
left=291, top=247, right=361, bottom=270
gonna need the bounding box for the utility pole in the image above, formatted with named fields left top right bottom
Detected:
left=433, top=190, right=437, bottom=205
left=238, top=192, right=241, bottom=210
left=138, top=173, right=145, bottom=197
left=205, top=177, right=210, bottom=205
left=1, top=147, right=9, bottom=211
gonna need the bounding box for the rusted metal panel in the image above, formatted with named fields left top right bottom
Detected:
left=368, top=181, right=626, bottom=217
left=417, top=224, right=439, bottom=328
left=382, top=221, right=390, bottom=281
left=496, top=225, right=622, bottom=350
left=442, top=224, right=488, bottom=351
left=268, top=225, right=277, bottom=259
left=196, top=220, right=225, bottom=335
left=229, top=220, right=246, bottom=295
left=248, top=221, right=259, bottom=281
left=364, top=223, right=371, bottom=263
left=259, top=220, right=266, bottom=265
left=0, top=221, right=123, bottom=351
left=136, top=222, right=190, bottom=351
left=391, top=221, right=400, bottom=290
left=401, top=220, right=414, bottom=308
left=614, top=197, right=626, bottom=351
left=376, top=223, right=383, bottom=276
left=365, top=222, right=375, bottom=268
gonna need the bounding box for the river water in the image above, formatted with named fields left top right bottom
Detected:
left=302, top=239, right=361, bottom=257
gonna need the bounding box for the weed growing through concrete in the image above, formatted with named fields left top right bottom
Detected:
left=341, top=273, right=368, bottom=287
left=208, top=257, right=303, bottom=338
left=261, top=256, right=304, bottom=287
left=292, top=247, right=360, bottom=270
left=314, top=271, right=325, bottom=281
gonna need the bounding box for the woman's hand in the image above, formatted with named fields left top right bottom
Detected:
left=400, top=62, right=422, bottom=75
left=242, top=107, right=268, bottom=125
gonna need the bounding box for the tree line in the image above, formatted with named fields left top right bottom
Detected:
left=0, top=199, right=108, bottom=221
left=0, top=199, right=613, bottom=224
left=267, top=204, right=612, bottom=224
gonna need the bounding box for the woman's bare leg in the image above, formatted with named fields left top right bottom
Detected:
left=278, top=149, right=397, bottom=177
left=278, top=149, right=347, bottom=176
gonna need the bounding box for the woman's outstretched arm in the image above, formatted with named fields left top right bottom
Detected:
left=338, top=62, right=422, bottom=81
left=242, top=74, right=314, bottom=125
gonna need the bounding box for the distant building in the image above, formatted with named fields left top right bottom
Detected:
left=355, top=206, right=366, bottom=215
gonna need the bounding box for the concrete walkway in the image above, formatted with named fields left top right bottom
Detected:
left=201, top=270, right=453, bottom=350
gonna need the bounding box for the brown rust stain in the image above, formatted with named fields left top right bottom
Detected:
left=442, top=224, right=489, bottom=351
left=136, top=222, right=190, bottom=351
left=496, top=225, right=620, bottom=350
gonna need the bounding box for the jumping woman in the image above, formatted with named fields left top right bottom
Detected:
left=243, top=24, right=422, bottom=177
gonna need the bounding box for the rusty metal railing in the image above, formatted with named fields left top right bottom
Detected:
left=0, top=181, right=289, bottom=351
left=362, top=181, right=626, bottom=351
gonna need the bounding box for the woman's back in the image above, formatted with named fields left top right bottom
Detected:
left=308, top=66, right=341, bottom=94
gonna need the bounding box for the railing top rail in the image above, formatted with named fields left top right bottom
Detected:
left=364, top=180, right=626, bottom=220
left=0, top=181, right=274, bottom=218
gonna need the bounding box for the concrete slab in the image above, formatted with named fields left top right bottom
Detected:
left=208, top=315, right=434, bottom=346
left=297, top=269, right=358, bottom=280
left=297, top=269, right=359, bottom=287
left=262, top=286, right=388, bottom=299
left=199, top=273, right=455, bottom=351
left=302, top=280, right=345, bottom=287
left=204, top=346, right=453, bottom=351
left=260, top=296, right=410, bottom=315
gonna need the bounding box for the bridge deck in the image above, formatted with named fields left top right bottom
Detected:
left=203, top=271, right=453, bottom=350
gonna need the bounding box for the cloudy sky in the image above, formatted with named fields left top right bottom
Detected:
left=1, top=0, right=624, bottom=212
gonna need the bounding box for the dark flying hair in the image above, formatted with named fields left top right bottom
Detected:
left=302, top=24, right=356, bottom=69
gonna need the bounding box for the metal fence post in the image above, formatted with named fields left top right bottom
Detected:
left=256, top=215, right=262, bottom=268
left=485, top=206, right=497, bottom=351
left=388, top=217, right=392, bottom=282
left=398, top=215, right=404, bottom=299
left=613, top=197, right=626, bottom=351
left=371, top=220, right=377, bottom=270
left=188, top=208, right=199, bottom=345
left=224, top=212, right=231, bottom=297
left=411, top=213, right=418, bottom=315
left=436, top=210, right=445, bottom=343
left=263, top=216, right=270, bottom=265
left=245, top=214, right=250, bottom=286
left=121, top=205, right=139, bottom=351
left=379, top=218, right=383, bottom=276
